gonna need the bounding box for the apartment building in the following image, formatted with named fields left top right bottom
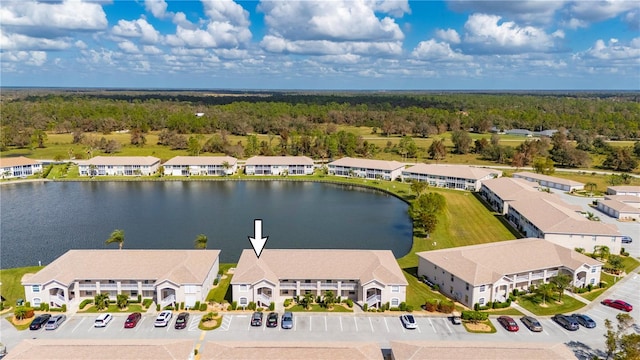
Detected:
left=328, top=157, right=405, bottom=181
left=402, top=164, right=502, bottom=191
left=78, top=156, right=160, bottom=176
left=162, top=156, right=237, bottom=176
left=244, top=156, right=314, bottom=175
left=0, top=156, right=43, bottom=179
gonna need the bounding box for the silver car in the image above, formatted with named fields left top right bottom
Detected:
left=45, top=314, right=67, bottom=330
left=281, top=312, right=294, bottom=329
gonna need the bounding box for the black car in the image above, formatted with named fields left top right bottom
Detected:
left=251, top=312, right=263, bottom=326
left=174, top=312, right=189, bottom=330
left=266, top=312, right=278, bottom=328
left=29, top=314, right=52, bottom=330
left=572, top=314, right=596, bottom=329
left=552, top=314, right=579, bottom=331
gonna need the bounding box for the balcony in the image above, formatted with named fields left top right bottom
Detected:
left=120, top=283, right=139, bottom=290
left=320, top=283, right=339, bottom=290
left=340, top=283, right=358, bottom=290
left=99, top=284, right=117, bottom=290
left=299, top=283, right=318, bottom=290
left=78, top=284, right=97, bottom=290
left=516, top=275, right=529, bottom=283
left=279, top=283, right=297, bottom=290
left=530, top=272, right=544, bottom=280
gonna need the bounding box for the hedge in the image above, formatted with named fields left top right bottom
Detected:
left=462, top=311, right=488, bottom=322
left=199, top=303, right=208, bottom=311
left=142, top=298, right=153, bottom=308
left=79, top=299, right=93, bottom=309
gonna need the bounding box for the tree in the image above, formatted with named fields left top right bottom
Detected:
left=586, top=182, right=597, bottom=197
left=130, top=128, right=146, bottom=147
left=551, top=273, right=572, bottom=301
left=221, top=161, right=232, bottom=176
left=428, top=138, right=446, bottom=162
left=301, top=293, right=314, bottom=310
left=323, top=290, right=335, bottom=310
left=105, top=229, right=125, bottom=250
left=116, top=294, right=129, bottom=309
left=532, top=156, right=555, bottom=175
left=398, top=136, right=418, bottom=159
left=31, top=129, right=47, bottom=148
left=94, top=293, right=110, bottom=311
left=535, top=283, right=555, bottom=305
left=606, top=255, right=625, bottom=275
left=594, top=245, right=611, bottom=261
left=187, top=136, right=202, bottom=156
left=604, top=313, right=639, bottom=360
left=14, top=306, right=28, bottom=320
left=603, top=147, right=638, bottom=172
left=451, top=130, right=472, bottom=154
left=410, top=181, right=428, bottom=197
left=194, top=234, right=208, bottom=249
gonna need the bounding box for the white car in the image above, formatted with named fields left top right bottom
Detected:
left=154, top=311, right=172, bottom=327
left=94, top=313, right=113, bottom=328
left=45, top=314, right=67, bottom=330
left=400, top=314, right=417, bottom=329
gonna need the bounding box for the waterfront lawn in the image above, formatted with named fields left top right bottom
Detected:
left=0, top=266, right=43, bottom=307
left=206, top=264, right=235, bottom=304
left=78, top=304, right=144, bottom=313
left=517, top=294, right=585, bottom=316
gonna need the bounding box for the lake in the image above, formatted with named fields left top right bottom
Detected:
left=0, top=181, right=413, bottom=268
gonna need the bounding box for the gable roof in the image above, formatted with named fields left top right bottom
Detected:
left=509, top=198, right=620, bottom=236
left=23, top=250, right=220, bottom=286
left=599, top=199, right=640, bottom=214
left=79, top=156, right=160, bottom=166
left=513, top=171, right=584, bottom=187
left=203, top=341, right=383, bottom=360
left=389, top=341, right=574, bottom=360
left=0, top=156, right=40, bottom=168
left=163, top=156, right=237, bottom=166
left=329, top=157, right=405, bottom=172
left=245, top=156, right=314, bottom=166
left=403, top=164, right=502, bottom=180
left=608, top=186, right=640, bottom=194
left=417, top=238, right=602, bottom=286
left=232, top=249, right=407, bottom=286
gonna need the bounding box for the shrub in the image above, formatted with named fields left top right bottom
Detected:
left=269, top=302, right=275, bottom=311
left=492, top=300, right=511, bottom=309
left=437, top=301, right=455, bottom=313
left=316, top=296, right=322, bottom=304
left=142, top=298, right=153, bottom=308
left=389, top=307, right=400, bottom=311
left=424, top=299, right=438, bottom=312
left=194, top=301, right=201, bottom=310
left=398, top=302, right=407, bottom=311
left=283, top=299, right=292, bottom=307
left=587, top=284, right=593, bottom=292
left=231, top=301, right=237, bottom=310
left=180, top=302, right=185, bottom=310
left=406, top=305, right=414, bottom=312
left=25, top=302, right=31, bottom=308
left=156, top=304, right=161, bottom=311
left=599, top=282, right=608, bottom=288
left=213, top=278, right=219, bottom=286
left=346, top=299, right=353, bottom=308
left=363, top=303, right=368, bottom=311
left=79, top=299, right=93, bottom=309
left=137, top=294, right=142, bottom=303
left=164, top=306, right=174, bottom=310
left=461, top=310, right=488, bottom=323
left=384, top=302, right=390, bottom=311
left=247, top=302, right=257, bottom=310
left=61, top=304, right=67, bottom=312
left=14, top=306, right=35, bottom=320
left=199, top=303, right=208, bottom=311
left=257, top=307, right=264, bottom=312
left=432, top=284, right=439, bottom=291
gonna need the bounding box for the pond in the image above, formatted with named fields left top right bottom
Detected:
left=0, top=181, right=413, bottom=269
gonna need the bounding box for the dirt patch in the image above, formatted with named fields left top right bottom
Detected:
left=202, top=319, right=217, bottom=327
left=464, top=322, right=491, bottom=332
left=11, top=317, right=32, bottom=326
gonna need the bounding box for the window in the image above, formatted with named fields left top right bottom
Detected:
left=391, top=286, right=399, bottom=293
left=465, top=295, right=469, bottom=303
left=479, top=298, right=485, bottom=305
left=239, top=297, right=248, bottom=306
left=32, top=285, right=40, bottom=293
left=590, top=278, right=595, bottom=285
left=32, top=298, right=41, bottom=307
left=466, top=283, right=469, bottom=291
left=391, top=298, right=400, bottom=307
left=239, top=285, right=248, bottom=292
left=591, top=267, right=597, bottom=273
left=479, top=285, right=486, bottom=292
left=450, top=275, right=454, bottom=282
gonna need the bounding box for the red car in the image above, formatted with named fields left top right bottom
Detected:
left=124, top=312, right=142, bottom=328
left=497, top=316, right=519, bottom=332
left=601, top=299, right=633, bottom=312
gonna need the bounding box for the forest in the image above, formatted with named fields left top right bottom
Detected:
left=1, top=90, right=639, bottom=173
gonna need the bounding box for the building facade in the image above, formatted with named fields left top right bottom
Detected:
left=596, top=195, right=640, bottom=221
left=231, top=249, right=407, bottom=309
left=513, top=171, right=584, bottom=192
left=402, top=164, right=502, bottom=191
left=607, top=186, right=640, bottom=197
left=417, top=239, right=602, bottom=309
left=244, top=156, right=314, bottom=175
left=78, top=156, right=160, bottom=176
left=22, top=250, right=220, bottom=309
left=0, top=156, right=43, bottom=179
left=327, top=157, right=405, bottom=181
left=162, top=156, right=237, bottom=176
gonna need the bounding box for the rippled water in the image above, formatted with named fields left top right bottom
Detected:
left=0, top=181, right=413, bottom=268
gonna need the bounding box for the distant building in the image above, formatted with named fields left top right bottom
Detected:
left=78, top=156, right=160, bottom=176
left=505, top=129, right=533, bottom=137
left=328, top=157, right=405, bottom=181
left=0, top=156, right=42, bottom=179
left=607, top=186, right=640, bottom=197
left=513, top=171, right=584, bottom=192
left=244, top=156, right=314, bottom=175
left=402, top=164, right=502, bottom=191
left=162, top=156, right=237, bottom=176
left=417, top=238, right=602, bottom=308
left=597, top=195, right=640, bottom=221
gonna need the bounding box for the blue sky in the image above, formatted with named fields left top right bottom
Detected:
left=1, top=0, right=639, bottom=90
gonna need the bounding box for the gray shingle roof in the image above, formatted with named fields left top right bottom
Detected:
left=163, top=156, right=237, bottom=166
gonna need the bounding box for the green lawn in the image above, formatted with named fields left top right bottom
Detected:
left=621, top=256, right=640, bottom=274
left=287, top=304, right=352, bottom=312
left=78, top=304, right=145, bottom=313
left=480, top=308, right=524, bottom=316
left=580, top=288, right=607, bottom=302
left=516, top=294, right=586, bottom=316
left=402, top=269, right=452, bottom=310
left=0, top=266, right=43, bottom=307
left=206, top=264, right=235, bottom=304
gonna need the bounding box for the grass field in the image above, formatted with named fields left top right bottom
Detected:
left=580, top=288, right=607, bottom=302
left=206, top=264, right=235, bottom=304
left=516, top=294, right=586, bottom=316
left=0, top=266, right=43, bottom=307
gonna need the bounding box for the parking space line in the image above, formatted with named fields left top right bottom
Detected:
left=354, top=317, right=358, bottom=332
left=71, top=317, right=86, bottom=333
left=309, top=317, right=312, bottom=332
left=428, top=318, right=436, bottom=333
left=443, top=318, right=453, bottom=334
left=339, top=317, right=343, bottom=332
left=324, top=316, right=327, bottom=332
left=369, top=318, right=374, bottom=332
left=416, top=324, right=421, bottom=333
left=384, top=317, right=390, bottom=333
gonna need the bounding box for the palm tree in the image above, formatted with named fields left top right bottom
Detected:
left=221, top=161, right=231, bottom=176
left=116, top=294, right=129, bottom=309
left=301, top=293, right=314, bottom=310
left=585, top=182, right=597, bottom=197
left=594, top=245, right=610, bottom=261
left=551, top=273, right=572, bottom=302
left=94, top=293, right=110, bottom=311
left=323, top=290, right=336, bottom=310
left=535, top=283, right=555, bottom=305
left=194, top=234, right=208, bottom=249
left=105, top=229, right=125, bottom=250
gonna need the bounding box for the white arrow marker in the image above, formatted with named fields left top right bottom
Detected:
left=248, top=219, right=269, bottom=258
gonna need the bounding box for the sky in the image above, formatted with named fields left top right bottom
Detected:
left=1, top=0, right=639, bottom=90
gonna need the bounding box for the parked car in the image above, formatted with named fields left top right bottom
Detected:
left=251, top=311, right=263, bottom=327
left=621, top=236, right=633, bottom=244
left=400, top=314, right=417, bottom=329
left=552, top=314, right=579, bottom=331
left=0, top=342, right=6, bottom=359
left=520, top=316, right=543, bottom=332
left=154, top=310, right=172, bottom=327
left=29, top=314, right=51, bottom=330
left=601, top=299, right=633, bottom=312
left=94, top=313, right=113, bottom=328
left=497, top=316, right=519, bottom=332
left=572, top=314, right=596, bottom=328
left=174, top=312, right=189, bottom=330
left=45, top=314, right=66, bottom=330
left=451, top=311, right=462, bottom=325
left=281, top=312, right=294, bottom=329
left=266, top=312, right=278, bottom=328
left=124, top=312, right=142, bottom=328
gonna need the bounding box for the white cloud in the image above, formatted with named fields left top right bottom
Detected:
left=563, top=18, right=587, bottom=29
left=435, top=28, right=461, bottom=44
left=0, top=30, right=70, bottom=50
left=260, top=35, right=402, bottom=56
left=568, top=0, right=638, bottom=23
left=624, top=9, right=640, bottom=30
left=0, top=50, right=47, bottom=66
left=144, top=0, right=169, bottom=19
left=463, top=13, right=559, bottom=54
left=448, top=0, right=566, bottom=24
left=75, top=40, right=87, bottom=49
left=112, top=18, right=161, bottom=44
left=412, top=39, right=471, bottom=61
left=583, top=37, right=640, bottom=60
left=0, top=0, right=107, bottom=32
left=118, top=40, right=140, bottom=54
left=142, top=45, right=162, bottom=55
left=202, top=0, right=250, bottom=26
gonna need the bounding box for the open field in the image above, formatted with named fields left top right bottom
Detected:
left=0, top=266, right=43, bottom=307
left=206, top=264, right=235, bottom=304
left=517, top=294, right=586, bottom=316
